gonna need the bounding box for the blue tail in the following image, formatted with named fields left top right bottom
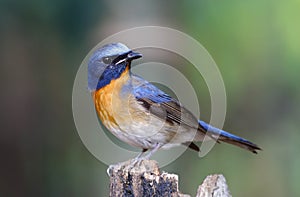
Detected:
left=198, top=120, right=261, bottom=153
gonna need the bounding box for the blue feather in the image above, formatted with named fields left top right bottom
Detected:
left=133, top=81, right=172, bottom=103
left=198, top=120, right=258, bottom=148
left=88, top=62, right=127, bottom=90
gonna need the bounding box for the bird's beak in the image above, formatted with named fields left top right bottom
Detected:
left=115, top=51, right=142, bottom=65
left=127, top=51, right=142, bottom=61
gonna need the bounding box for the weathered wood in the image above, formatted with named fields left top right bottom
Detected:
left=196, top=174, right=231, bottom=197
left=107, top=159, right=231, bottom=197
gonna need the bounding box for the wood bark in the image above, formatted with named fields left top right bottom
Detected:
left=108, top=159, right=231, bottom=197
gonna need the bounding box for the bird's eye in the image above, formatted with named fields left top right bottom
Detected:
left=102, top=56, right=112, bottom=64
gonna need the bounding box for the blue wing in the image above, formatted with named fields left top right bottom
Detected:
left=132, top=77, right=202, bottom=151
left=133, top=81, right=173, bottom=103
left=133, top=79, right=194, bottom=126
left=132, top=76, right=261, bottom=153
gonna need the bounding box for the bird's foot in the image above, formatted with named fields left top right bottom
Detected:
left=125, top=156, right=146, bottom=171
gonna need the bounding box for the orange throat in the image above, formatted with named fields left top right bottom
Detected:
left=92, top=66, right=130, bottom=127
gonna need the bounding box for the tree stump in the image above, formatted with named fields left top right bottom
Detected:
left=107, top=159, right=231, bottom=197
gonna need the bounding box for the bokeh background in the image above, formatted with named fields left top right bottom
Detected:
left=1, top=0, right=300, bottom=196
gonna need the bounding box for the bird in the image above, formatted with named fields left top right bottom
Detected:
left=88, top=43, right=261, bottom=161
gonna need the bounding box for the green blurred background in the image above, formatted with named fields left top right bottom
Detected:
left=1, top=0, right=300, bottom=196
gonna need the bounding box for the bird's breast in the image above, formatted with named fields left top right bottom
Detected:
left=92, top=67, right=130, bottom=130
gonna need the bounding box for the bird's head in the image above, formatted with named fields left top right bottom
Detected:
left=88, top=43, right=142, bottom=91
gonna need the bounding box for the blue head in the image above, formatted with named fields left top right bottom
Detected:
left=88, top=43, right=142, bottom=91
